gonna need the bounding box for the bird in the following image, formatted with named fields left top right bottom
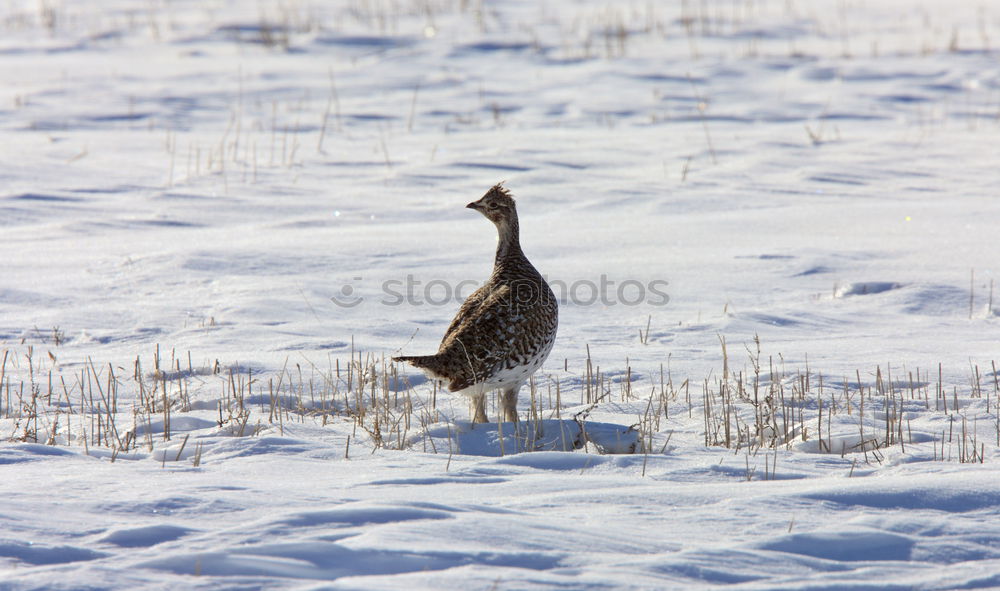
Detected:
left=393, top=183, right=558, bottom=424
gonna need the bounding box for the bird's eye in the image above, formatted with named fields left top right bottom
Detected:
left=487, top=202, right=500, bottom=210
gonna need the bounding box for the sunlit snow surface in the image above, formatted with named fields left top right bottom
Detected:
left=2, top=1, right=1000, bottom=589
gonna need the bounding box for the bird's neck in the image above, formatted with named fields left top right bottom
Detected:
left=493, top=217, right=524, bottom=266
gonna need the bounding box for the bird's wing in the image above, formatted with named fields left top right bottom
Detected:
left=441, top=282, right=494, bottom=343
left=437, top=283, right=519, bottom=391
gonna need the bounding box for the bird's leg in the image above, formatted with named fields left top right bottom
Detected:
left=500, top=388, right=519, bottom=423
left=471, top=392, right=489, bottom=423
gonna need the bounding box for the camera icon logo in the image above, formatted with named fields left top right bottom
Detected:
left=330, top=277, right=364, bottom=308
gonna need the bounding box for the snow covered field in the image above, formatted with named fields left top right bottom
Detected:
left=3, top=0, right=1000, bottom=588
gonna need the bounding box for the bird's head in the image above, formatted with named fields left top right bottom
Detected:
left=467, top=182, right=517, bottom=225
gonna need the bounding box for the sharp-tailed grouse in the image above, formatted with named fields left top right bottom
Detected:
left=393, top=183, right=558, bottom=423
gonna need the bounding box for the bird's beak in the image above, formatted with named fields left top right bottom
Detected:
left=466, top=201, right=481, bottom=211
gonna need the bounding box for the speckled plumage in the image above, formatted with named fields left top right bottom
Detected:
left=393, top=183, right=558, bottom=423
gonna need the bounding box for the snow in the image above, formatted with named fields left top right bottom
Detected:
left=2, top=0, right=1000, bottom=589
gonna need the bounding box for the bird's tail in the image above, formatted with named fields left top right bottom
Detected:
left=392, top=355, right=435, bottom=369
left=392, top=355, right=446, bottom=381
left=393, top=355, right=421, bottom=363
